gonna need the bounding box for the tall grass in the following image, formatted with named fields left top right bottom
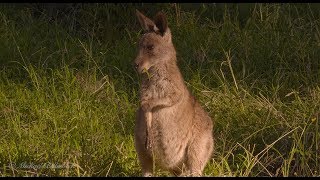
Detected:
left=0, top=3, right=319, bottom=176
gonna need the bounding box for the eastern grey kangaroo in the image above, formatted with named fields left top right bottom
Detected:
left=134, top=10, right=214, bottom=177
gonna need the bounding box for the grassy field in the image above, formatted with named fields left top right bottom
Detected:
left=0, top=3, right=319, bottom=176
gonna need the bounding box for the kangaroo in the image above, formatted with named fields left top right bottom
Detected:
left=134, top=10, right=214, bottom=177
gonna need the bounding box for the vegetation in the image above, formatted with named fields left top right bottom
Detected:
left=0, top=3, right=319, bottom=176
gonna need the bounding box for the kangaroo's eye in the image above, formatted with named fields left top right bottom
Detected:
left=146, top=45, right=154, bottom=51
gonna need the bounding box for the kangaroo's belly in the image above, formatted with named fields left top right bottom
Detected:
left=149, top=105, right=193, bottom=168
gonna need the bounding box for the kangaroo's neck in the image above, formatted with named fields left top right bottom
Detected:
left=142, top=59, right=184, bottom=84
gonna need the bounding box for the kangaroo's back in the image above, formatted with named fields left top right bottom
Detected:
left=133, top=10, right=214, bottom=177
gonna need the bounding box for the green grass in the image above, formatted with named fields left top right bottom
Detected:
left=0, top=3, right=319, bottom=176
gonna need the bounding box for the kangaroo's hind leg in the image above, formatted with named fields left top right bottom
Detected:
left=185, top=130, right=213, bottom=176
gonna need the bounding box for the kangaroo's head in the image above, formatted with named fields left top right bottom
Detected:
left=134, top=10, right=176, bottom=74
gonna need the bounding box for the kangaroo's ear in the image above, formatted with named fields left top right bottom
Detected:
left=154, top=11, right=168, bottom=36
left=136, top=10, right=159, bottom=33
